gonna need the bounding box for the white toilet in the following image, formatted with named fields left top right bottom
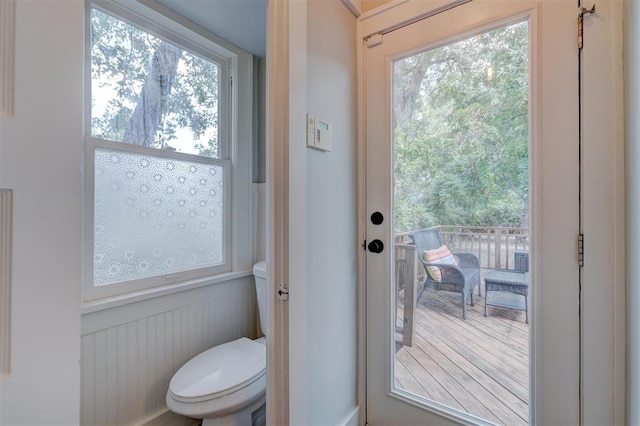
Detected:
left=166, top=261, right=268, bottom=425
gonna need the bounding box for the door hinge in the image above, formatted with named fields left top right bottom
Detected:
left=278, top=283, right=289, bottom=303
left=578, top=4, right=596, bottom=50
left=578, top=233, right=585, bottom=267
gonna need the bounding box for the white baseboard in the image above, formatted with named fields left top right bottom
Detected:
left=340, top=406, right=360, bottom=426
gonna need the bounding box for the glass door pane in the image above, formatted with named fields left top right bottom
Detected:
left=392, top=21, right=530, bottom=425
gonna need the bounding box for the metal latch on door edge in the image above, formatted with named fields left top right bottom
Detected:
left=278, top=283, right=289, bottom=302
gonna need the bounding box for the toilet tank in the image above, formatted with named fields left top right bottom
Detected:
left=253, top=261, right=267, bottom=337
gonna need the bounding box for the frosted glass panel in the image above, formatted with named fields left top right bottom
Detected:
left=94, top=148, right=224, bottom=285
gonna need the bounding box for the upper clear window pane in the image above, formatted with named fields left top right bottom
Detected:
left=90, top=8, right=221, bottom=158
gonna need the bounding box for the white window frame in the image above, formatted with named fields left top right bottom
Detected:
left=83, top=0, right=253, bottom=304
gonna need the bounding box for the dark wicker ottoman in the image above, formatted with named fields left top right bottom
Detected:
left=484, top=270, right=529, bottom=323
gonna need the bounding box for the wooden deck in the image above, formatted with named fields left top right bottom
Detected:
left=395, top=285, right=529, bottom=425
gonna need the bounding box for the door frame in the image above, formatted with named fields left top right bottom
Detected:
left=265, top=0, right=308, bottom=424
left=579, top=2, right=625, bottom=424
left=355, top=0, right=625, bottom=424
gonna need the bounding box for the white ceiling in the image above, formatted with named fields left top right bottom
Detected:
left=155, top=0, right=267, bottom=58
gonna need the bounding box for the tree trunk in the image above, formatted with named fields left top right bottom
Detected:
left=123, top=42, right=182, bottom=146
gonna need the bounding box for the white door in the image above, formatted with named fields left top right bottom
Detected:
left=364, top=1, right=579, bottom=425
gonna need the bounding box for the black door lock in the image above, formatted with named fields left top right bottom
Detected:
left=367, top=239, right=384, bottom=253
left=371, top=212, right=384, bottom=225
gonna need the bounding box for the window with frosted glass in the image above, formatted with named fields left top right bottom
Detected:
left=88, top=6, right=230, bottom=289
left=94, top=148, right=225, bottom=285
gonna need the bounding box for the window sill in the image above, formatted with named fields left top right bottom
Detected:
left=81, top=269, right=253, bottom=315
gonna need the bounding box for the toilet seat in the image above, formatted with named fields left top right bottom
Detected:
left=168, top=337, right=266, bottom=403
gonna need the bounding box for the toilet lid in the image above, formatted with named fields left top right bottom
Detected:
left=169, top=337, right=266, bottom=401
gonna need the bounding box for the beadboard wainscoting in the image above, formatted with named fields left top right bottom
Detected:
left=81, top=276, right=256, bottom=426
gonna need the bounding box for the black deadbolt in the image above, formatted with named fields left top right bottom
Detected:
left=367, top=239, right=384, bottom=253
left=371, top=212, right=384, bottom=225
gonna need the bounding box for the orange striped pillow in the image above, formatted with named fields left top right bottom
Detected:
left=423, top=245, right=457, bottom=282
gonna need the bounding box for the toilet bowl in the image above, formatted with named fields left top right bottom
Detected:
left=166, top=261, right=268, bottom=425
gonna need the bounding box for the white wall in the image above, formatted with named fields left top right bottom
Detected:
left=306, top=1, right=358, bottom=424
left=0, top=0, right=84, bottom=423
left=254, top=58, right=267, bottom=185
left=625, top=1, right=640, bottom=424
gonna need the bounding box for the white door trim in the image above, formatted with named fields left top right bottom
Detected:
left=0, top=0, right=15, bottom=116
left=358, top=0, right=468, bottom=37
left=265, top=0, right=308, bottom=424
left=0, top=189, right=11, bottom=380
left=266, top=0, right=289, bottom=423
left=626, top=2, right=640, bottom=424
left=580, top=1, right=626, bottom=424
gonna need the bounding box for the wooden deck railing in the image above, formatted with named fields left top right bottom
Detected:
left=395, top=244, right=417, bottom=347
left=395, top=225, right=529, bottom=271
left=394, top=225, right=529, bottom=348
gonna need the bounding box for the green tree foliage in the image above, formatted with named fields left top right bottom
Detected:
left=394, top=22, right=529, bottom=233
left=90, top=9, right=220, bottom=156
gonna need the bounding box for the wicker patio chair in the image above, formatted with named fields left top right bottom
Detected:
left=408, top=227, right=481, bottom=319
